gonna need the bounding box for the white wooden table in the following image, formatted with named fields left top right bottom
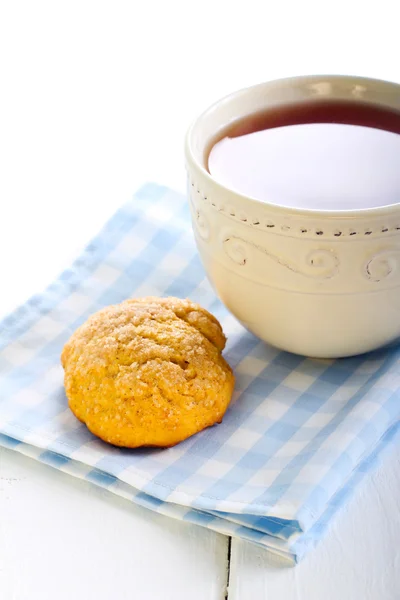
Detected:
left=1, top=2, right=399, bottom=598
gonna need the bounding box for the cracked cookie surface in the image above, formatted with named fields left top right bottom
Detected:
left=61, top=297, right=235, bottom=447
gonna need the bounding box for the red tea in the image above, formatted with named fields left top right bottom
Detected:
left=208, top=100, right=400, bottom=210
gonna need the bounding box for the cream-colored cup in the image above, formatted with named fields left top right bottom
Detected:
left=185, top=75, right=400, bottom=358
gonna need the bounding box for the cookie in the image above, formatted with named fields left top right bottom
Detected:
left=61, top=297, right=234, bottom=447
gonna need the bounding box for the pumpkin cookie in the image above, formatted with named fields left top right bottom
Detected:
left=61, top=297, right=234, bottom=447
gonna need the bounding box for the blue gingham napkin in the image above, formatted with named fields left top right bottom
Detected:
left=1, top=183, right=399, bottom=563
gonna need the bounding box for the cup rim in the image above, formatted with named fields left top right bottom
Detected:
left=185, top=74, right=400, bottom=218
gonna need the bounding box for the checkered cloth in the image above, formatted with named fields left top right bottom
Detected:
left=1, top=184, right=399, bottom=563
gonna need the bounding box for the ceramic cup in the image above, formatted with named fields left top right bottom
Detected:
left=185, top=75, right=400, bottom=358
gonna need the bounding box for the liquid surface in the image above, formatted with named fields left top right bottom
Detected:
left=208, top=100, right=400, bottom=210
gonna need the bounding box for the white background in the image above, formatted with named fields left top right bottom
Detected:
left=0, top=1, right=399, bottom=598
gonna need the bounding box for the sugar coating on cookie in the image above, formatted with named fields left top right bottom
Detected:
left=61, top=297, right=235, bottom=447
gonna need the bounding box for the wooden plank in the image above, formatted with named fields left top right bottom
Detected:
left=0, top=448, right=229, bottom=600
left=229, top=439, right=400, bottom=600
